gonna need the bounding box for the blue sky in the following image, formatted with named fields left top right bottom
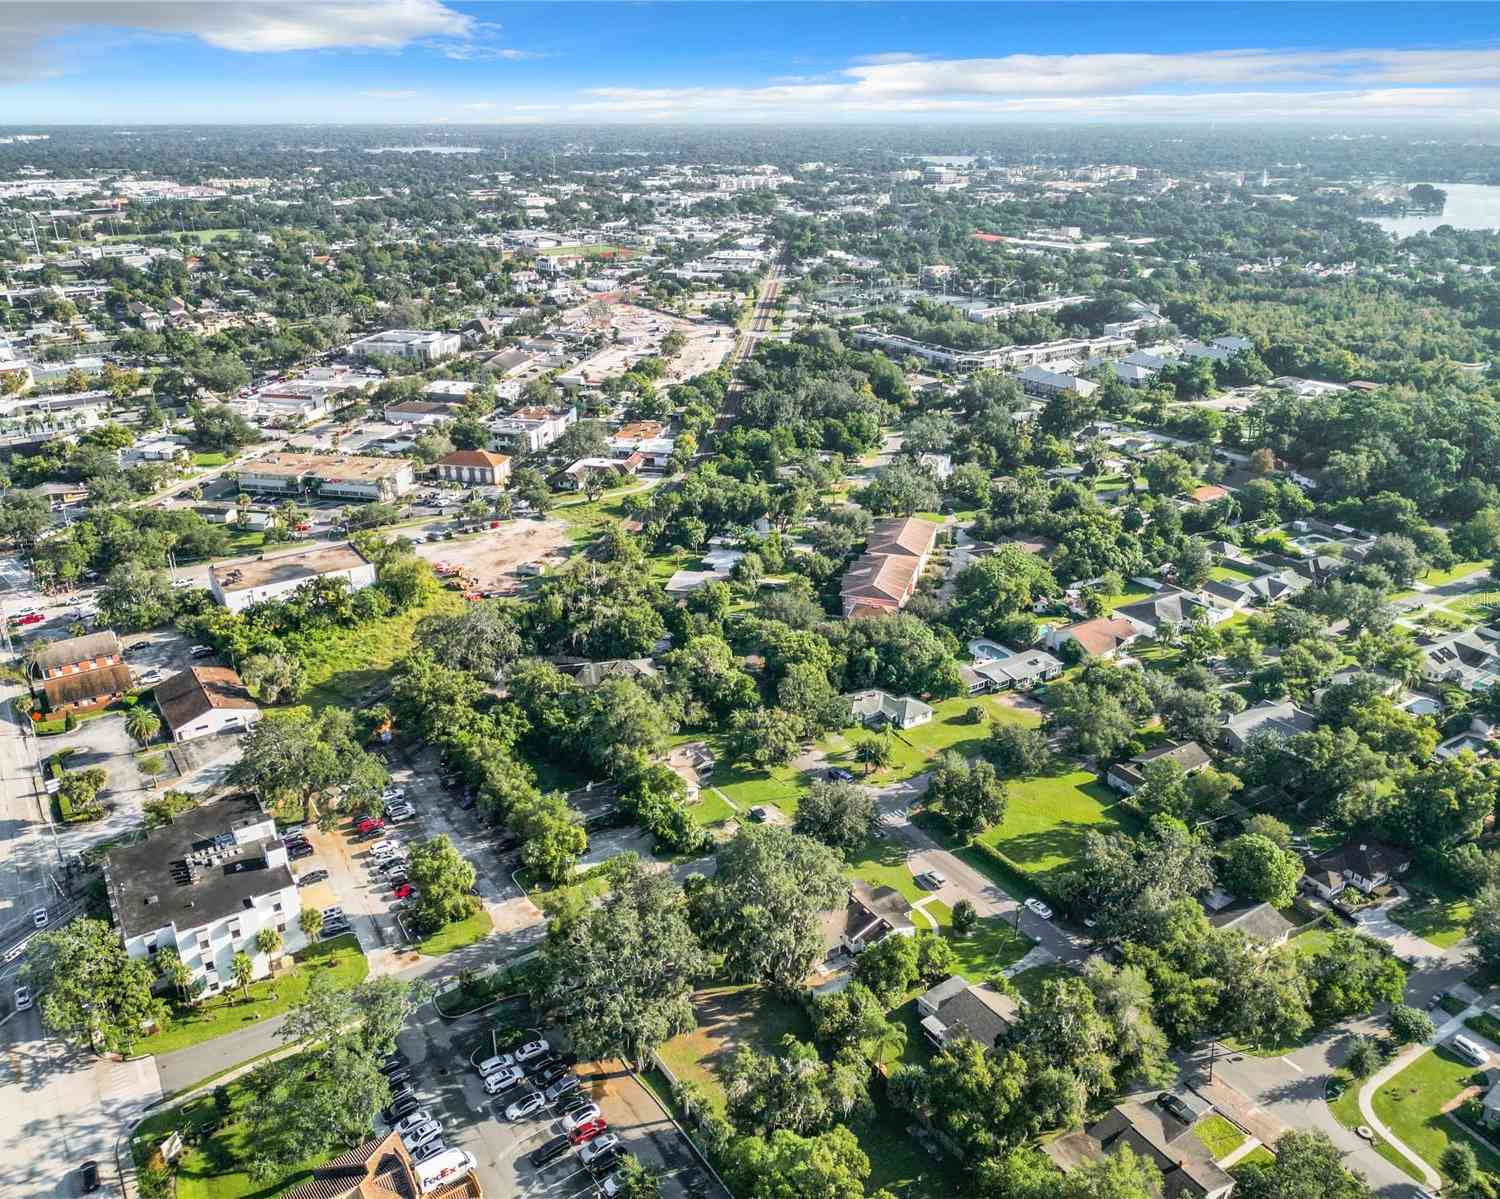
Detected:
left=3, top=2, right=1500, bottom=124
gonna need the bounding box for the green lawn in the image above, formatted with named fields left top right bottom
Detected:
left=948, top=915, right=1032, bottom=983
left=1009, top=962, right=1075, bottom=1005
left=1229, top=1146, right=1276, bottom=1175
left=415, top=907, right=494, bottom=956
left=1209, top=563, right=1259, bottom=583
left=1370, top=1047, right=1500, bottom=1177
left=1102, top=583, right=1155, bottom=612
left=1423, top=561, right=1490, bottom=587
left=1195, top=1114, right=1246, bottom=1160
left=689, top=787, right=736, bottom=827
left=972, top=767, right=1129, bottom=892
left=814, top=695, right=1041, bottom=786
left=133, top=935, right=367, bottom=1057
left=1326, top=1071, right=1425, bottom=1182
left=658, top=984, right=963, bottom=1198
left=283, top=589, right=463, bottom=716
left=192, top=451, right=229, bottom=467
left=132, top=1054, right=327, bottom=1198
left=1389, top=874, right=1476, bottom=950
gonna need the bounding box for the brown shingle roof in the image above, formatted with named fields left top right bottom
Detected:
left=30, top=630, right=121, bottom=675
left=42, top=663, right=133, bottom=709
left=841, top=553, right=920, bottom=603
left=436, top=449, right=510, bottom=469
left=866, top=516, right=940, bottom=558
left=154, top=666, right=258, bottom=733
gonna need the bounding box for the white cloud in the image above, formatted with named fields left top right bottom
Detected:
left=570, top=46, right=1500, bottom=122
left=361, top=89, right=419, bottom=100
left=460, top=101, right=496, bottom=110
left=0, top=0, right=483, bottom=81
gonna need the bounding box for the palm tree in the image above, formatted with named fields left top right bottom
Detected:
left=298, top=906, right=324, bottom=943
left=124, top=706, right=161, bottom=747
left=157, top=947, right=192, bottom=1003
left=231, top=951, right=254, bottom=1001
left=255, top=926, right=282, bottom=965
left=868, top=1018, right=908, bottom=1068
left=853, top=735, right=892, bottom=776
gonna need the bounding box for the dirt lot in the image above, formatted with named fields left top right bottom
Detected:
left=667, top=329, right=736, bottom=383
left=413, top=519, right=574, bottom=592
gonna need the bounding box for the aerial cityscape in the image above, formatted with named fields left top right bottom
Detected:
left=4, top=3, right=1500, bottom=1199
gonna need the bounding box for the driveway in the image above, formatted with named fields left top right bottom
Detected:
left=869, top=777, right=1091, bottom=968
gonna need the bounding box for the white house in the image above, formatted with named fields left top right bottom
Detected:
left=209, top=544, right=377, bottom=613
left=104, top=795, right=305, bottom=996
left=847, top=689, right=934, bottom=730
left=154, top=666, right=263, bottom=742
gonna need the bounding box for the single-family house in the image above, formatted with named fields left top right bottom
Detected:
left=1116, top=588, right=1227, bottom=633
left=571, top=658, right=660, bottom=687
left=1305, top=840, right=1412, bottom=900
left=1106, top=741, right=1211, bottom=795
left=916, top=975, right=1020, bottom=1048
left=1046, top=1098, right=1233, bottom=1199
left=1204, top=898, right=1295, bottom=945
left=1417, top=629, right=1500, bottom=692
left=1043, top=616, right=1144, bottom=659
left=1220, top=700, right=1317, bottom=752
left=969, top=649, right=1065, bottom=693
left=665, top=741, right=715, bottom=803
left=847, top=689, right=934, bottom=730
left=832, top=881, right=916, bottom=954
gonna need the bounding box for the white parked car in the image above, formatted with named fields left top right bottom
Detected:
left=484, top=1066, right=525, bottom=1094
left=513, top=1038, right=551, bottom=1064
left=392, top=1109, right=432, bottom=1136
left=561, top=1103, right=602, bottom=1133
left=474, top=1053, right=515, bottom=1076
left=14, top=986, right=33, bottom=1012
left=504, top=1091, right=546, bottom=1121
left=578, top=1134, right=622, bottom=1167
left=387, top=804, right=416, bottom=822
left=400, top=1120, right=443, bottom=1152
left=1024, top=897, right=1053, bottom=921
left=371, top=840, right=402, bottom=859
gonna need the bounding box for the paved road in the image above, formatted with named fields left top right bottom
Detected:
left=0, top=1005, right=163, bottom=1198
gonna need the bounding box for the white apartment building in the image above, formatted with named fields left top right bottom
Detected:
left=105, top=796, right=306, bottom=996
left=209, top=543, right=377, bottom=613
left=233, top=452, right=414, bottom=501
left=490, top=404, right=577, bottom=454
left=349, top=328, right=461, bottom=364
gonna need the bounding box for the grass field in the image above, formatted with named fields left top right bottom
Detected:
left=1209, top=563, right=1259, bottom=583
left=133, top=934, right=367, bottom=1057
left=1370, top=1047, right=1500, bottom=1177
left=192, top=451, right=229, bottom=467
left=1423, top=561, right=1490, bottom=587
left=948, top=915, right=1032, bottom=983
left=972, top=767, right=1128, bottom=891
left=1388, top=874, right=1474, bottom=950
left=133, top=1054, right=325, bottom=1199
left=416, top=907, right=494, bottom=956
left=1009, top=962, right=1074, bottom=1004
left=282, top=589, right=463, bottom=716
left=1195, top=1113, right=1246, bottom=1160
left=658, top=984, right=963, bottom=1197
left=1325, top=1071, right=1426, bottom=1182
left=1102, top=583, right=1155, bottom=612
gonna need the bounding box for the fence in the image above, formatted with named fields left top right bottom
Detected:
left=644, top=1051, right=737, bottom=1199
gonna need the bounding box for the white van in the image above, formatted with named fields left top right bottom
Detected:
left=1451, top=1035, right=1489, bottom=1067
left=416, top=1148, right=476, bottom=1194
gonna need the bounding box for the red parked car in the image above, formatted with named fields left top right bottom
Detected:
left=569, top=1118, right=607, bottom=1145
left=393, top=883, right=414, bottom=900
left=14, top=613, right=44, bottom=627
left=358, top=817, right=384, bottom=834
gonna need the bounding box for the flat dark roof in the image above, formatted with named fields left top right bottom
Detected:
left=106, top=795, right=291, bottom=941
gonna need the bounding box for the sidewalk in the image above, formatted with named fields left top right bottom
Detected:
left=1357, top=1043, right=1442, bottom=1189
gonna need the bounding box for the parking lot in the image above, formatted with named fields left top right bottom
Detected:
left=388, top=1008, right=731, bottom=1199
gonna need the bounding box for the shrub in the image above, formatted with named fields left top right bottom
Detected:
left=1389, top=1003, right=1436, bottom=1044
left=952, top=898, right=978, bottom=935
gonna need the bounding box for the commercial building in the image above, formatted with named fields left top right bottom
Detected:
left=104, top=795, right=304, bottom=996
left=349, top=328, right=461, bottom=364
left=209, top=543, right=377, bottom=613
left=154, top=666, right=262, bottom=742
left=29, top=630, right=133, bottom=714
left=234, top=452, right=414, bottom=501
left=432, top=448, right=512, bottom=487
left=490, top=404, right=577, bottom=454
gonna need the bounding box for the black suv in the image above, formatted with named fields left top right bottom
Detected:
left=530, top=1135, right=571, bottom=1167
